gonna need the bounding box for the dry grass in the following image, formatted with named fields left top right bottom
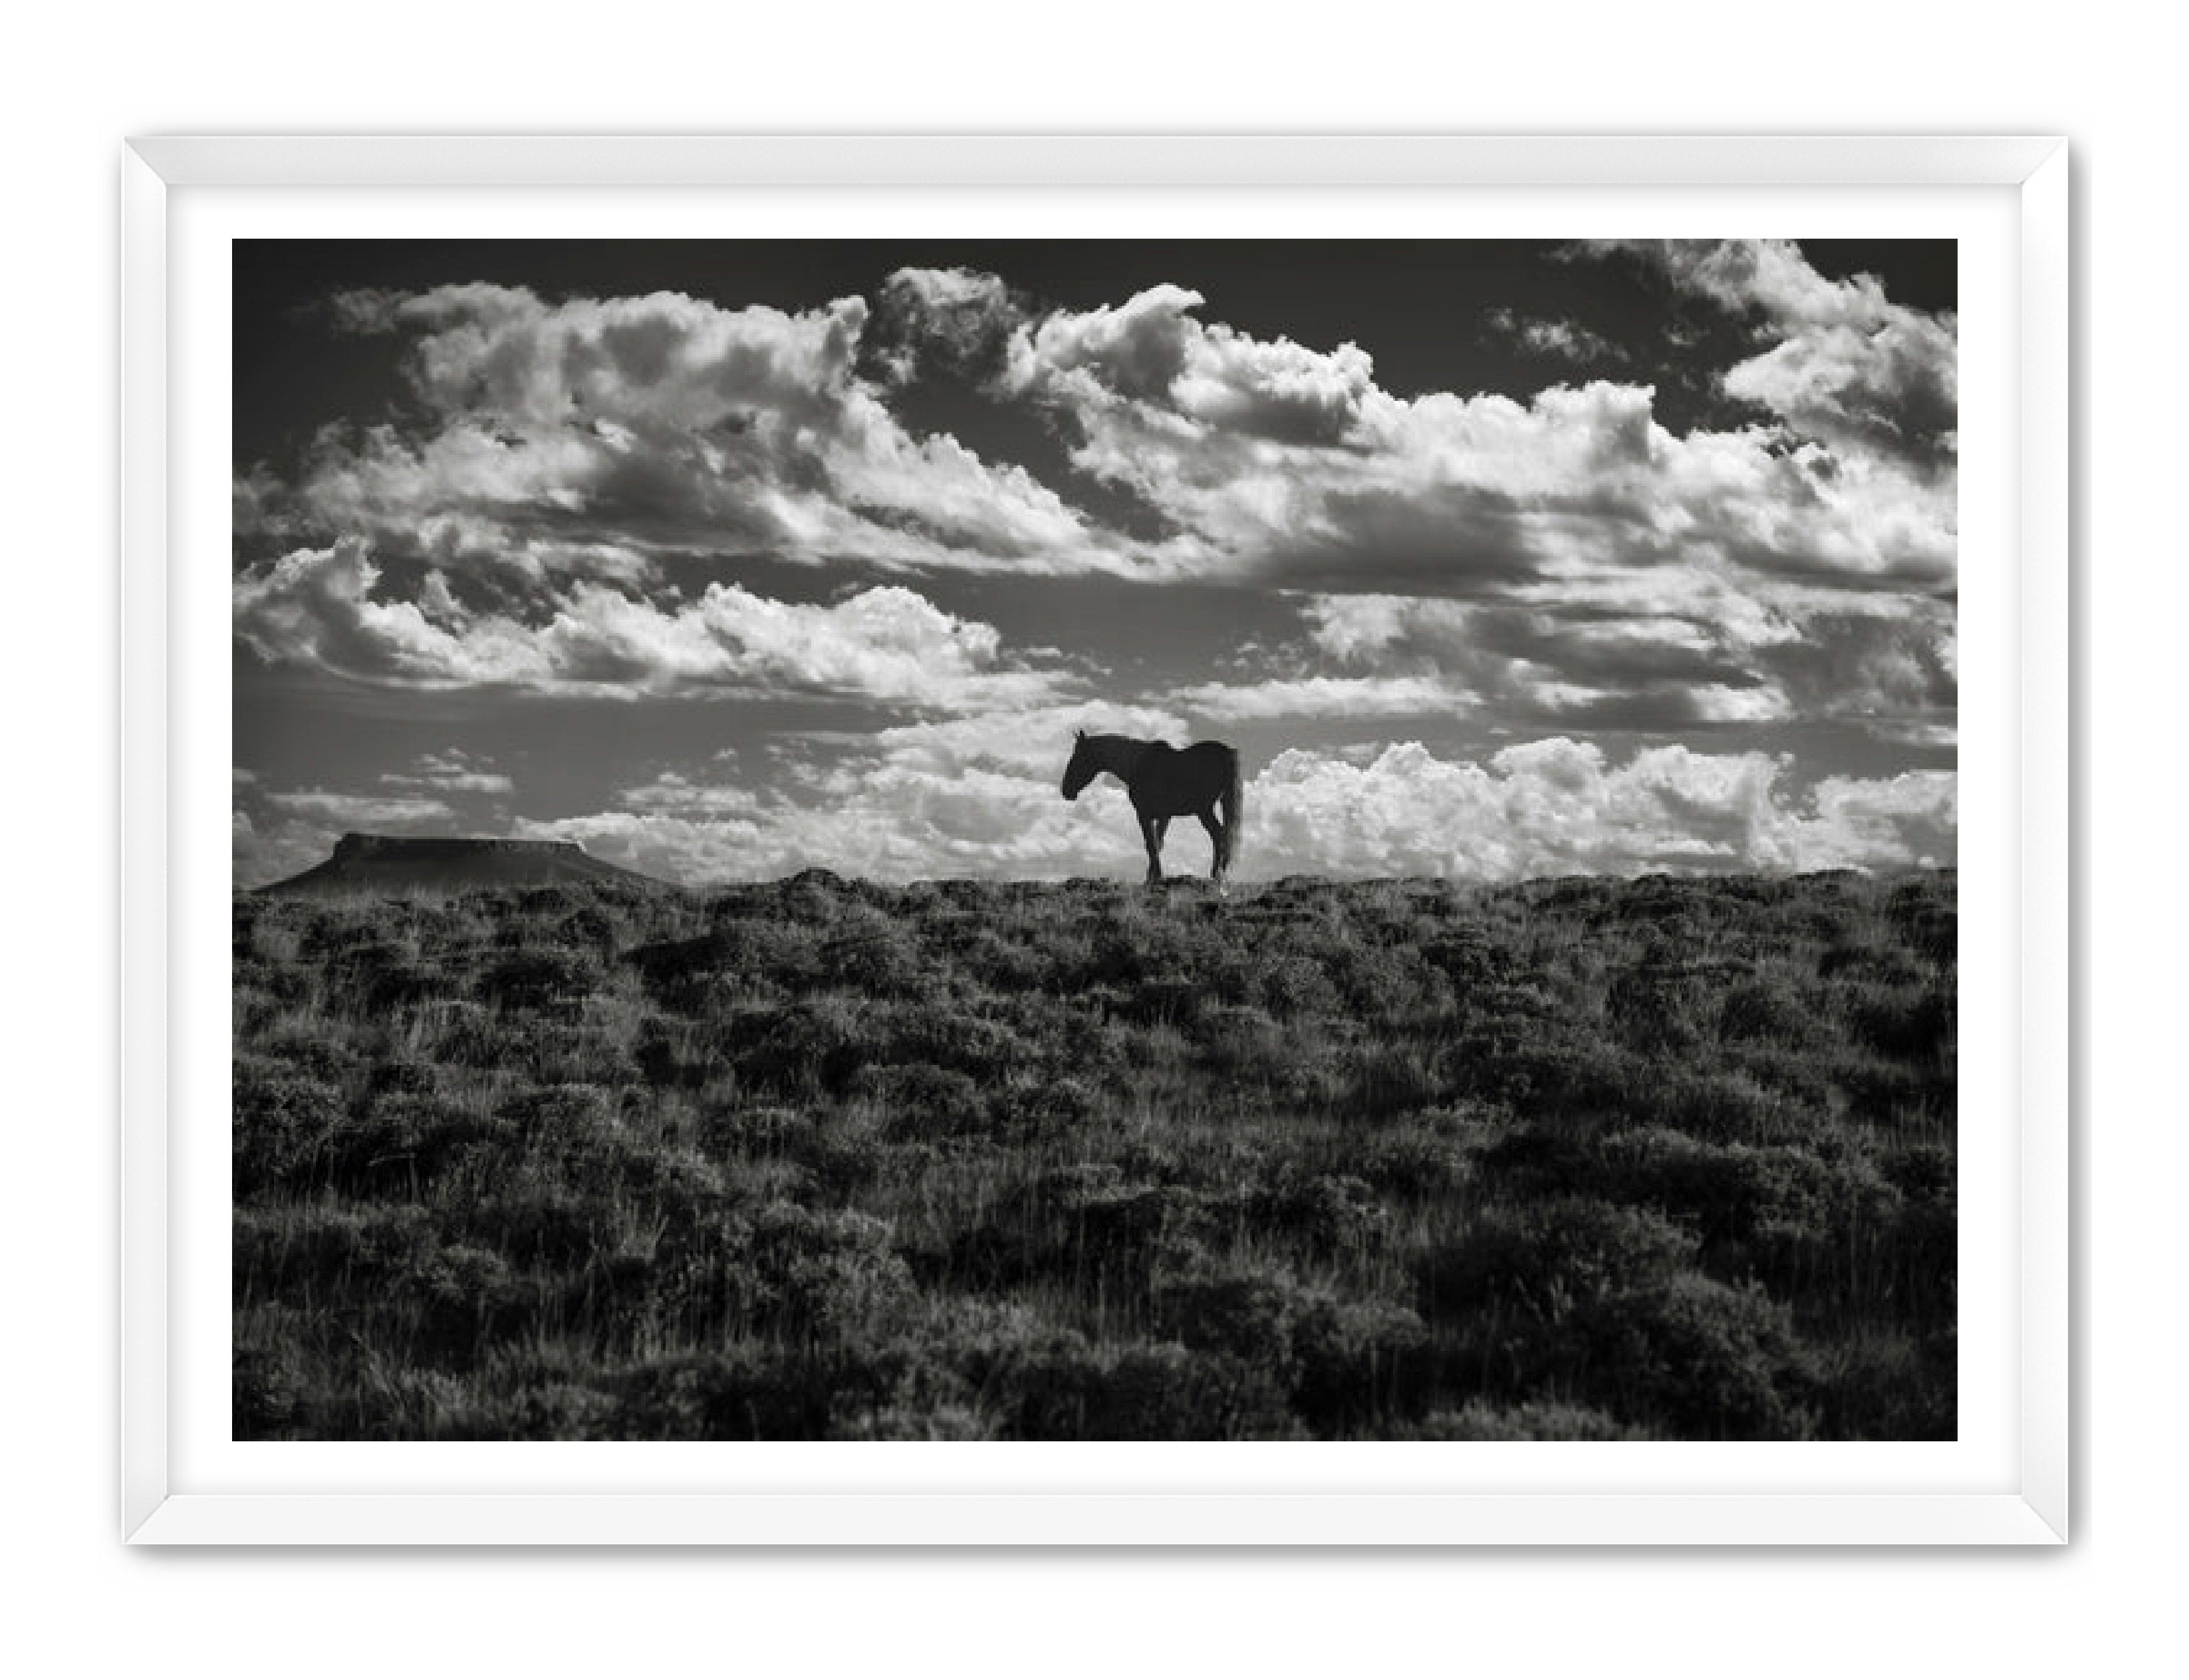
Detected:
left=233, top=869, right=1956, bottom=1441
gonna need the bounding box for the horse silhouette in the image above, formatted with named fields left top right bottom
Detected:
left=1061, top=730, right=1242, bottom=885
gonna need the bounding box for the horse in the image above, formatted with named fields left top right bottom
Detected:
left=1061, top=730, right=1243, bottom=886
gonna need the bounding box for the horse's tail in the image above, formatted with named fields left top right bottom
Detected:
left=1220, top=753, right=1243, bottom=871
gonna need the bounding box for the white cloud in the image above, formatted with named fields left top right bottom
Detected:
left=239, top=261, right=1954, bottom=763
left=1169, top=675, right=1471, bottom=723
left=234, top=539, right=1072, bottom=710
left=263, top=789, right=455, bottom=828
left=515, top=735, right=1954, bottom=887
left=1484, top=308, right=1624, bottom=366
left=1245, top=739, right=1953, bottom=880
left=618, top=773, right=765, bottom=817
left=381, top=749, right=514, bottom=796
left=1299, top=584, right=1948, bottom=736
left=1587, top=239, right=1957, bottom=470
left=825, top=703, right=1192, bottom=780
left=255, top=283, right=1120, bottom=590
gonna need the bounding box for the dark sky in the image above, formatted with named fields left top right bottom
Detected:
left=235, top=237, right=1955, bottom=464
left=232, top=237, right=1959, bottom=886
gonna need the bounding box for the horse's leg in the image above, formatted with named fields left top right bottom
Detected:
left=1140, top=814, right=1164, bottom=885
left=1196, top=809, right=1226, bottom=882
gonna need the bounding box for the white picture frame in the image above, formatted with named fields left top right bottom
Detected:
left=121, top=134, right=2071, bottom=1546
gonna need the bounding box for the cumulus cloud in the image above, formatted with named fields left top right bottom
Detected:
left=240, top=283, right=1130, bottom=603
left=819, top=702, right=1192, bottom=780
left=233, top=282, right=1147, bottom=699
left=242, top=260, right=1956, bottom=728
left=1484, top=308, right=1625, bottom=368
left=1585, top=239, right=1957, bottom=471
left=1245, top=739, right=1953, bottom=879
left=618, top=773, right=765, bottom=818
left=517, top=766, right=1113, bottom=884
left=1169, top=675, right=1471, bottom=723
left=511, top=734, right=1952, bottom=887
left=863, top=267, right=1028, bottom=388
left=1299, top=584, right=1951, bottom=738
left=262, top=788, right=455, bottom=827
left=1024, top=330, right=1953, bottom=599
left=234, top=539, right=1071, bottom=709
left=381, top=749, right=514, bottom=796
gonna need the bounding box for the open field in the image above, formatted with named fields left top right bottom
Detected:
left=233, top=868, right=1955, bottom=1441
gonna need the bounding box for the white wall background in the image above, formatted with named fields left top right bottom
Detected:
left=2, top=7, right=2160, bottom=1673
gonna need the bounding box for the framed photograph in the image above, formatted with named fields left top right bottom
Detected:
left=122, top=135, right=2070, bottom=1545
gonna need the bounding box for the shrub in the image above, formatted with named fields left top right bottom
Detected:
left=499, top=1082, right=620, bottom=1153
left=1811, top=1330, right=1956, bottom=1440
left=857, top=1062, right=987, bottom=1141
left=818, top=919, right=927, bottom=995
left=1573, top=1272, right=1813, bottom=1440
left=1253, top=953, right=1341, bottom=1018
left=1718, top=977, right=1821, bottom=1045
left=791, top=1118, right=891, bottom=1199
left=477, top=946, right=603, bottom=1013
left=233, top=1322, right=311, bottom=1440
left=828, top=1401, right=997, bottom=1441
left=1119, top=977, right=1208, bottom=1030
left=1818, top=942, right=1927, bottom=987
left=1847, top=987, right=1953, bottom=1061
left=1352, top=1129, right=1476, bottom=1200
left=947, top=1169, right=1212, bottom=1293
left=235, top=1204, right=441, bottom=1298
left=656, top=1203, right=912, bottom=1343
left=870, top=1001, right=1029, bottom=1080
left=390, top=1241, right=538, bottom=1366
left=233, top=1058, right=347, bottom=1195
left=1343, top=1042, right=1444, bottom=1119
left=984, top=1074, right=1099, bottom=1141
left=408, top=999, right=505, bottom=1066
left=467, top=1182, right=626, bottom=1268
left=747, top=1204, right=914, bottom=1338
left=365, top=960, right=449, bottom=1013
left=979, top=1334, right=1299, bottom=1441
left=1591, top=1129, right=1849, bottom=1247
left=1290, top=1294, right=1432, bottom=1434
left=700, top=1102, right=815, bottom=1159
left=322, top=1090, right=491, bottom=1197
left=731, top=1000, right=870, bottom=1096
left=1249, top=1173, right=1390, bottom=1260
left=456, top=1378, right=624, bottom=1441
left=233, top=867, right=1955, bottom=1444
left=1640, top=1068, right=1815, bottom=1146
left=1156, top=1268, right=1427, bottom=1435
left=611, top=1348, right=887, bottom=1441
left=1416, top=1198, right=1697, bottom=1326
left=1406, top=1401, right=1648, bottom=1441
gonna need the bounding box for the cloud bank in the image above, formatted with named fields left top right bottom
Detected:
left=485, top=735, right=1952, bottom=889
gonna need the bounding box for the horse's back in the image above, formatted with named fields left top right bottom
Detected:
left=1131, top=738, right=1237, bottom=811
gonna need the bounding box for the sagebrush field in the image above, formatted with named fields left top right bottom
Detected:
left=233, top=868, right=1956, bottom=1441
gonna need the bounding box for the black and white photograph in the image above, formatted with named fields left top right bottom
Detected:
left=229, top=235, right=1959, bottom=1444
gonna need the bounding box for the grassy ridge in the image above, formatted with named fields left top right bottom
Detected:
left=233, top=869, right=1956, bottom=1441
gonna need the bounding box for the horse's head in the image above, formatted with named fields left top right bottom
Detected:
left=1061, top=729, right=1096, bottom=801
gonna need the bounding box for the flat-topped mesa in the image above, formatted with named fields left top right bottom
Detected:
left=329, top=832, right=590, bottom=862
left=259, top=832, right=672, bottom=897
